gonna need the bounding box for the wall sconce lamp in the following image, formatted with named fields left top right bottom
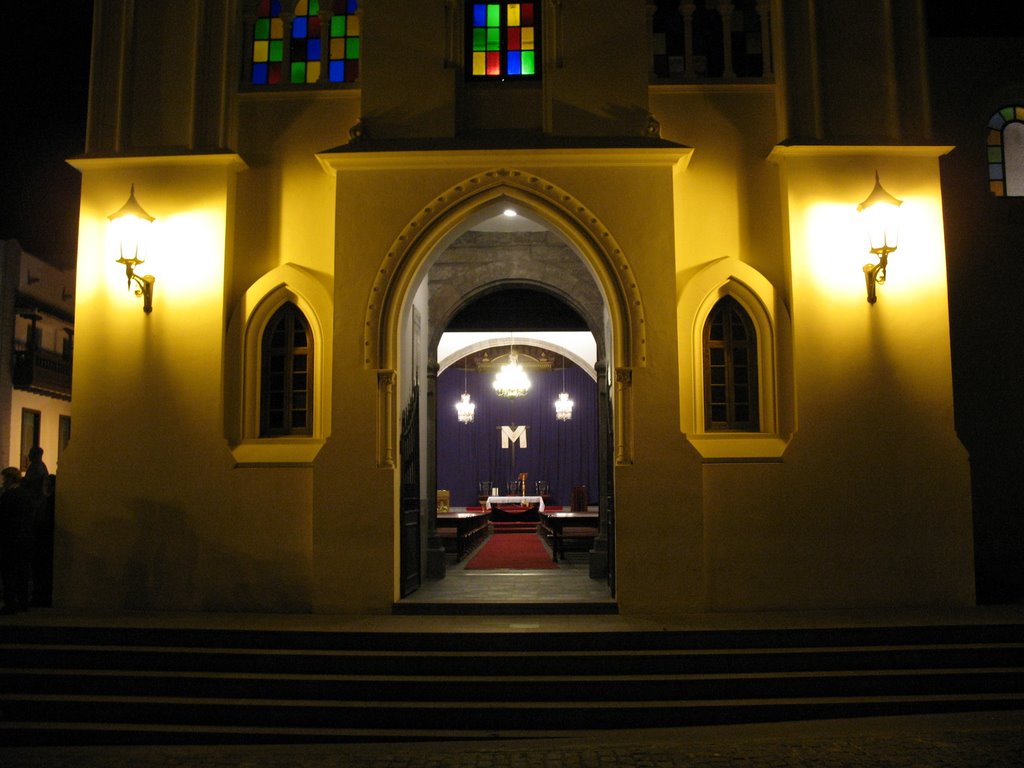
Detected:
left=857, top=172, right=903, bottom=304
left=108, top=185, right=156, bottom=313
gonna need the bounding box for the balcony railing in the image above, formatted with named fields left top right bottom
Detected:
left=650, top=0, right=773, bottom=83
left=12, top=348, right=72, bottom=400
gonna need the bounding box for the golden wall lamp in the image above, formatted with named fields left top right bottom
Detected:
left=108, top=185, right=156, bottom=313
left=857, top=172, right=903, bottom=304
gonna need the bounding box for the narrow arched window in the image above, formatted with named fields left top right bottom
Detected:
left=987, top=105, right=1024, bottom=196
left=466, top=2, right=540, bottom=79
left=261, top=303, right=313, bottom=436
left=703, top=297, right=759, bottom=431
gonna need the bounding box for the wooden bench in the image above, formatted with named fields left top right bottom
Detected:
left=436, top=509, right=490, bottom=561
left=537, top=510, right=599, bottom=562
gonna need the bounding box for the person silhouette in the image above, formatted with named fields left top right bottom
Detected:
left=22, top=447, right=52, bottom=606
left=23, top=446, right=48, bottom=502
left=0, top=467, right=34, bottom=613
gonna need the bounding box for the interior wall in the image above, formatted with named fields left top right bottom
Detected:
left=437, top=365, right=599, bottom=507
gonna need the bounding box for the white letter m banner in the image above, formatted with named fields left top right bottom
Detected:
left=500, top=425, right=528, bottom=449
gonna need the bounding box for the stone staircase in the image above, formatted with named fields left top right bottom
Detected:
left=1, top=621, right=1023, bottom=746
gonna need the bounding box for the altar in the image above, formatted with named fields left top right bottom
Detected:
left=485, top=495, right=546, bottom=523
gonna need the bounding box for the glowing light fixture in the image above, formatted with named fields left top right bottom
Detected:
left=503, top=208, right=517, bottom=217
left=493, top=343, right=531, bottom=399
left=554, top=360, right=574, bottom=421
left=455, top=362, right=476, bottom=423
left=456, top=393, right=476, bottom=423
left=857, top=172, right=902, bottom=304
left=108, top=185, right=156, bottom=313
left=554, top=392, right=574, bottom=421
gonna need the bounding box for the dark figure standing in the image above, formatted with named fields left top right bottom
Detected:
left=23, top=447, right=52, bottom=606
left=1, top=467, right=34, bottom=613
left=23, top=447, right=48, bottom=499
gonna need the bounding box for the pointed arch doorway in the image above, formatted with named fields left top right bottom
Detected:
left=416, top=282, right=613, bottom=608
left=363, top=169, right=645, bottom=611
left=400, top=209, right=616, bottom=609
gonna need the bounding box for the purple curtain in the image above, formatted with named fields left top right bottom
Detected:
left=437, top=366, right=598, bottom=507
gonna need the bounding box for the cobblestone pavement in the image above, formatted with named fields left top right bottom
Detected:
left=3, top=713, right=1023, bottom=768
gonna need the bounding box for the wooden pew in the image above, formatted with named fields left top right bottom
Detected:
left=436, top=509, right=490, bottom=561
left=538, top=509, right=599, bottom=562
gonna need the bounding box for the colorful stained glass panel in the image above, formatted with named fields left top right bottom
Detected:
left=248, top=0, right=359, bottom=86
left=986, top=105, right=1024, bottom=197
left=468, top=1, right=539, bottom=78
left=251, top=4, right=284, bottom=85
left=329, top=1, right=360, bottom=82
left=290, top=2, right=323, bottom=83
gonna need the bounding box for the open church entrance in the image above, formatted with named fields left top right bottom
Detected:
left=438, top=289, right=598, bottom=526
left=397, top=204, right=616, bottom=608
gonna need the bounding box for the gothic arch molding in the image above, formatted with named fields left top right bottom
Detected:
left=363, top=168, right=647, bottom=373
left=226, top=262, right=333, bottom=466
left=363, top=168, right=645, bottom=468
left=679, top=256, right=792, bottom=460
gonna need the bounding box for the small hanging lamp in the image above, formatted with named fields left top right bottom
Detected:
left=455, top=360, right=476, bottom=423
left=554, top=359, right=574, bottom=421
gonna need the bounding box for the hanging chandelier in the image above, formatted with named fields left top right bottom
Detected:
left=456, top=393, right=475, bottom=423
left=554, top=361, right=574, bottom=421
left=493, top=347, right=531, bottom=399
left=455, top=363, right=475, bottom=423
left=554, top=392, right=574, bottom=421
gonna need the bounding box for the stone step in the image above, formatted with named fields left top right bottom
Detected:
left=1, top=622, right=1021, bottom=746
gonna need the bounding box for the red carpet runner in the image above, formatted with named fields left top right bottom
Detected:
left=464, top=533, right=558, bottom=570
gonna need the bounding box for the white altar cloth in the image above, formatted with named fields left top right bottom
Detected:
left=485, top=495, right=546, bottom=512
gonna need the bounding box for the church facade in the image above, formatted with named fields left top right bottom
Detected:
left=56, top=0, right=975, bottom=615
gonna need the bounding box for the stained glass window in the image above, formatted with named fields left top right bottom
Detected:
left=987, top=106, right=1024, bottom=197
left=328, top=0, right=360, bottom=84
left=251, top=0, right=285, bottom=85
left=703, top=297, right=759, bottom=431
left=248, top=0, right=359, bottom=87
left=467, top=2, right=539, bottom=79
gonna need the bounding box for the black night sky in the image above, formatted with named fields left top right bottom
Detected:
left=2, top=1, right=93, bottom=270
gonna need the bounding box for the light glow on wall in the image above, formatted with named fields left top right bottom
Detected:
left=155, top=210, right=225, bottom=302
left=804, top=198, right=947, bottom=304
left=805, top=202, right=873, bottom=301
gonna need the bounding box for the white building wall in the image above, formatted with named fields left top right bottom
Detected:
left=7, top=388, right=71, bottom=474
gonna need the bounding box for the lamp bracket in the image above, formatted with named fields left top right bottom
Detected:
left=119, top=256, right=155, bottom=313
left=863, top=248, right=891, bottom=305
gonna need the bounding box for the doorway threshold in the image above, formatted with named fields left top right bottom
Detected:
left=393, top=601, right=618, bottom=616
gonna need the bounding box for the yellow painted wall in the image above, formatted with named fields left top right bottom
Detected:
left=57, top=2, right=975, bottom=617
left=56, top=138, right=975, bottom=614
left=653, top=87, right=783, bottom=289
left=232, top=94, right=360, bottom=295
left=310, top=156, right=703, bottom=614
left=699, top=149, right=974, bottom=610
left=56, top=161, right=314, bottom=611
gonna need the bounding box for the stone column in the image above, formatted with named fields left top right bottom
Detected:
left=589, top=361, right=610, bottom=579
left=425, top=362, right=446, bottom=579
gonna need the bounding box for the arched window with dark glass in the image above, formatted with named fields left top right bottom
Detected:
left=703, top=296, right=759, bottom=431
left=261, top=302, right=313, bottom=436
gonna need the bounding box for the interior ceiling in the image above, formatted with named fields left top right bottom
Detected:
left=446, top=288, right=589, bottom=332
left=446, top=212, right=589, bottom=334
left=434, top=210, right=599, bottom=371
left=468, top=209, right=549, bottom=233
